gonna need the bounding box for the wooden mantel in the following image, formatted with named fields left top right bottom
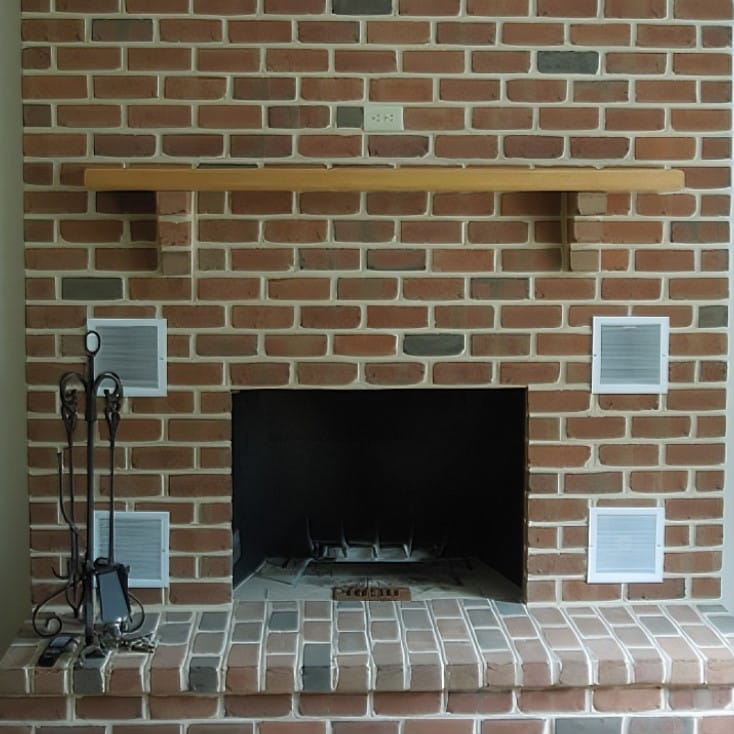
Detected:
left=83, top=165, right=684, bottom=194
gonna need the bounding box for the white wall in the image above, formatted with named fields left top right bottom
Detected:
left=0, top=2, right=30, bottom=654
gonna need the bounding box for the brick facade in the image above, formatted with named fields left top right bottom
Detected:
left=21, top=0, right=732, bottom=612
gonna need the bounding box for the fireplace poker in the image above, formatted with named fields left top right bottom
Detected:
left=94, top=377, right=132, bottom=631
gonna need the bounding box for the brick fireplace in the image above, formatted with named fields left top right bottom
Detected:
left=23, top=0, right=731, bottom=611
left=10, top=0, right=734, bottom=729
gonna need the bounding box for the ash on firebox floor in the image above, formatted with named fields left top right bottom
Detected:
left=233, top=557, right=521, bottom=602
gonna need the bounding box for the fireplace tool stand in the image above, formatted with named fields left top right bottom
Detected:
left=32, top=331, right=151, bottom=661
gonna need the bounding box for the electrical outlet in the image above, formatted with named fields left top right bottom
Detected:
left=363, top=104, right=404, bottom=132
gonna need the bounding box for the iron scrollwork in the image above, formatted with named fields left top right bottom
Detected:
left=32, top=330, right=127, bottom=655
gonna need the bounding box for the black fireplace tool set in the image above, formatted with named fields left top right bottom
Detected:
left=32, top=331, right=153, bottom=663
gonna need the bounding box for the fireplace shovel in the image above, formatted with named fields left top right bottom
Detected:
left=95, top=384, right=132, bottom=630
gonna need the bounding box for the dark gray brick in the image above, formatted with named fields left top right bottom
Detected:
left=337, top=106, right=363, bottom=128
left=706, top=614, right=734, bottom=634
left=301, top=643, right=333, bottom=692
left=556, top=718, right=623, bottom=734
left=199, top=612, right=230, bottom=631
left=639, top=615, right=677, bottom=636
left=91, top=18, right=153, bottom=42
left=474, top=628, right=510, bottom=651
left=699, top=305, right=728, bottom=328
left=233, top=622, right=263, bottom=643
left=538, top=50, right=599, bottom=75
left=471, top=277, right=530, bottom=300
left=62, top=277, right=122, bottom=301
left=494, top=601, right=528, bottom=616
left=193, top=632, right=226, bottom=654
left=467, top=609, right=498, bottom=628
left=401, top=609, right=431, bottom=630
left=269, top=611, right=299, bottom=631
left=403, top=333, right=464, bottom=356
left=164, top=611, right=193, bottom=623
left=72, top=651, right=108, bottom=695
left=332, top=0, right=392, bottom=14
left=188, top=656, right=219, bottom=693
left=158, top=623, right=192, bottom=645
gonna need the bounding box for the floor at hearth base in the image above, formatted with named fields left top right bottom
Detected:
left=233, top=557, right=522, bottom=602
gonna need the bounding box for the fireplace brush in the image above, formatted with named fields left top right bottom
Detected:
left=32, top=330, right=138, bottom=658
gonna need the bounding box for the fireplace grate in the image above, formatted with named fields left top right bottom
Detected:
left=305, top=517, right=447, bottom=564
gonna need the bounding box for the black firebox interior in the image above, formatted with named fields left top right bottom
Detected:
left=231, top=388, right=527, bottom=590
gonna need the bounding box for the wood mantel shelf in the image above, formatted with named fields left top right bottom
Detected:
left=83, top=165, right=684, bottom=194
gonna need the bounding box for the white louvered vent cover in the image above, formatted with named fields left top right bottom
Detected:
left=87, top=318, right=167, bottom=396
left=587, top=507, right=664, bottom=584
left=592, top=316, right=669, bottom=394
left=93, top=511, right=170, bottom=588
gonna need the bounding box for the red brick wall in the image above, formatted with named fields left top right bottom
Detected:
left=21, top=0, right=732, bottom=606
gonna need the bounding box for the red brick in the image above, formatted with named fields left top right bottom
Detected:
left=129, top=105, right=192, bottom=128
left=265, top=334, right=327, bottom=357
left=472, top=50, right=531, bottom=73
left=433, top=362, right=492, bottom=384
left=332, top=719, right=400, bottom=734
left=503, top=22, right=565, bottom=45
left=128, top=47, right=192, bottom=70
left=297, top=362, right=358, bottom=386
left=370, top=78, right=434, bottom=102
left=334, top=334, right=396, bottom=356
left=366, top=306, right=428, bottom=329
left=195, top=334, right=258, bottom=357
left=437, top=21, right=496, bottom=45
left=301, top=306, right=361, bottom=329
left=365, top=362, right=426, bottom=385
left=267, top=48, right=329, bottom=72
left=198, top=278, right=261, bottom=300
left=403, top=50, right=465, bottom=74
left=58, top=104, right=121, bottom=128
left=165, top=77, right=227, bottom=100
left=666, top=443, right=725, bottom=466
left=230, top=363, right=291, bottom=386
left=500, top=362, right=560, bottom=385
left=259, top=723, right=326, bottom=734
left=232, top=248, right=293, bottom=271
left=636, top=80, right=696, bottom=103
left=298, top=19, right=359, bottom=44
left=435, top=135, right=499, bottom=159
left=23, top=75, right=87, bottom=99
left=263, top=219, right=327, bottom=244
left=338, top=278, right=398, bottom=301
left=232, top=305, right=295, bottom=329
left=301, top=77, right=364, bottom=101
left=507, top=79, right=566, bottom=102
left=529, top=445, right=591, bottom=468
left=76, top=697, right=142, bottom=720
left=160, top=18, right=222, bottom=42
left=606, top=0, right=666, bottom=17
left=540, top=107, right=599, bottom=130
left=674, top=52, right=731, bottom=76
left=538, top=0, right=597, bottom=14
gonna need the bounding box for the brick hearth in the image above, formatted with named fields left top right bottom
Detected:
left=3, top=600, right=734, bottom=730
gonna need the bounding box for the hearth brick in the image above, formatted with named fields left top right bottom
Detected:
left=6, top=601, right=734, bottom=727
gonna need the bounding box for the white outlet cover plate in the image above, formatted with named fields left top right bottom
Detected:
left=364, top=104, right=404, bottom=132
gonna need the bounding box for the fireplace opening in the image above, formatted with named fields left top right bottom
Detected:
left=231, top=388, right=527, bottom=600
